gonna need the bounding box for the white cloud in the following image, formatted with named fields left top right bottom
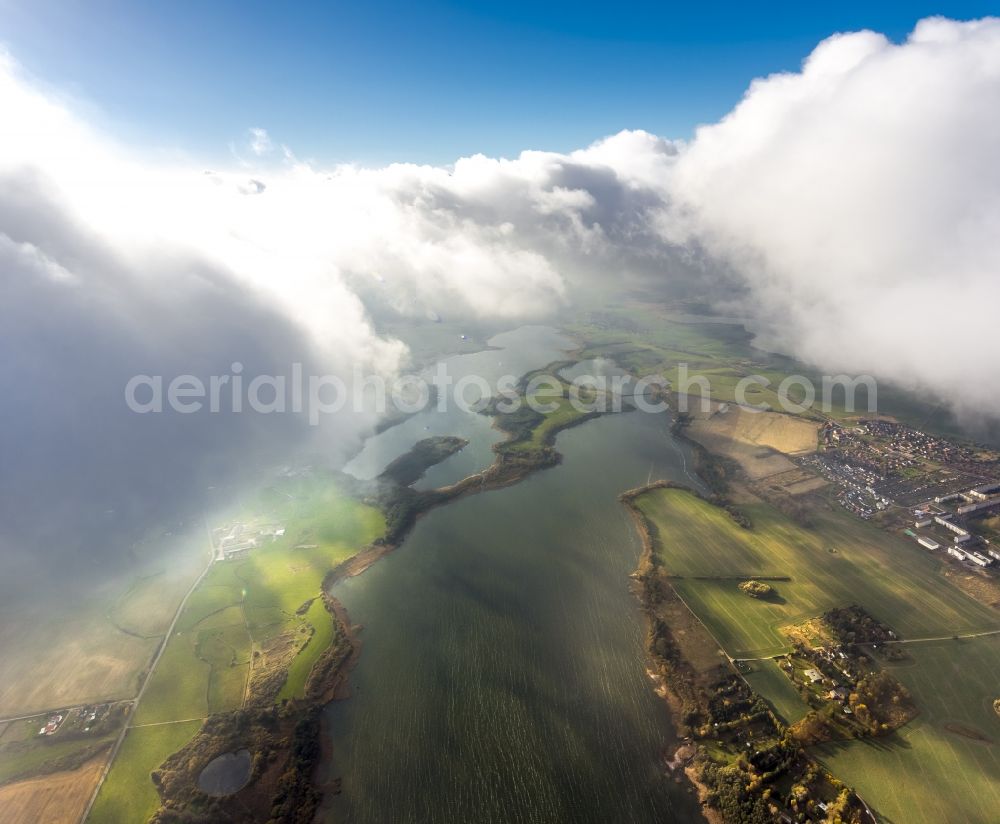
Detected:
left=0, top=49, right=679, bottom=558
left=2, top=12, right=1000, bottom=556
left=666, top=16, right=1000, bottom=418
left=248, top=126, right=273, bottom=155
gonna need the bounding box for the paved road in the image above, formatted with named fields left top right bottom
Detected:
left=734, top=626, right=1000, bottom=662
left=892, top=627, right=1000, bottom=644
left=0, top=704, right=90, bottom=726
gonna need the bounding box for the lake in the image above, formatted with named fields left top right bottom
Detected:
left=326, top=328, right=706, bottom=823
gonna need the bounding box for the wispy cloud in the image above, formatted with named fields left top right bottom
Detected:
left=248, top=126, right=273, bottom=155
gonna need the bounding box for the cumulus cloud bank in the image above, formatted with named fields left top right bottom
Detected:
left=0, top=51, right=680, bottom=583
left=667, top=16, right=1000, bottom=418
left=2, top=16, right=999, bottom=584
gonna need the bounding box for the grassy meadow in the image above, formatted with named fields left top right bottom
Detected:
left=813, top=636, right=1000, bottom=824
left=743, top=658, right=809, bottom=725
left=133, top=472, right=384, bottom=725
left=515, top=396, right=591, bottom=450
left=567, top=301, right=968, bottom=435
left=90, top=472, right=384, bottom=822
left=636, top=487, right=998, bottom=658
left=635, top=485, right=1000, bottom=823
left=278, top=596, right=335, bottom=700
left=88, top=720, right=203, bottom=824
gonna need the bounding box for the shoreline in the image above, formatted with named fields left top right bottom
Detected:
left=621, top=480, right=879, bottom=824
left=314, top=345, right=700, bottom=824
left=622, top=480, right=760, bottom=824
left=308, top=363, right=613, bottom=815
left=117, top=346, right=745, bottom=822
left=622, top=481, right=716, bottom=821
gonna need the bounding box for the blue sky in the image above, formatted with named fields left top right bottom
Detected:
left=1, top=0, right=996, bottom=165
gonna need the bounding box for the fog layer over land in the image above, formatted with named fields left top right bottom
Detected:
left=1, top=16, right=999, bottom=584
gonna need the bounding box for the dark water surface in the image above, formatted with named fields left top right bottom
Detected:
left=326, top=331, right=707, bottom=823
left=198, top=749, right=252, bottom=797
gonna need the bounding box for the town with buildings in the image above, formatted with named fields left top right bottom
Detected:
left=905, top=482, right=1000, bottom=568
left=800, top=419, right=1000, bottom=572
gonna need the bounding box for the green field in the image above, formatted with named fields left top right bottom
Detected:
left=743, top=659, right=809, bottom=725
left=520, top=396, right=590, bottom=449
left=91, top=474, right=384, bottom=822
left=569, top=306, right=828, bottom=413
left=813, top=636, right=1000, bottom=824
left=133, top=639, right=216, bottom=725
left=278, top=596, right=335, bottom=700
left=133, top=473, right=385, bottom=726
left=636, top=486, right=1000, bottom=821
left=88, top=721, right=203, bottom=824
left=567, top=301, right=968, bottom=435
left=636, top=488, right=998, bottom=658
left=0, top=731, right=112, bottom=786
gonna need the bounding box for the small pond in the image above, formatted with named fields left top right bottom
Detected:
left=198, top=749, right=252, bottom=797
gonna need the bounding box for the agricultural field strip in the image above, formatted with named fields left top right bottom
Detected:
left=639, top=487, right=1000, bottom=822
left=638, top=489, right=1000, bottom=661
left=677, top=585, right=794, bottom=658
left=743, top=659, right=809, bottom=725
left=894, top=627, right=1000, bottom=644
left=729, top=627, right=1000, bottom=662
left=0, top=752, right=108, bottom=824
left=79, top=518, right=216, bottom=824
left=812, top=636, right=1000, bottom=824
left=86, top=476, right=386, bottom=822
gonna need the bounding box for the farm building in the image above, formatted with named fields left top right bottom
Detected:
left=917, top=536, right=940, bottom=550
